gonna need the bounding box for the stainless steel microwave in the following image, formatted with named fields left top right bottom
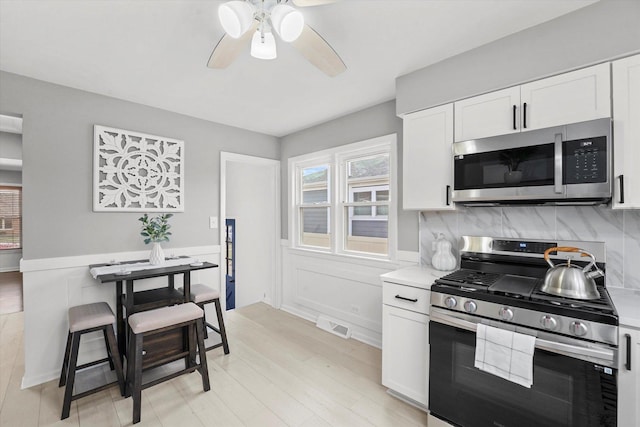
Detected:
left=452, top=118, right=612, bottom=205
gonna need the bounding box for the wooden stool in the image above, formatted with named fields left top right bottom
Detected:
left=126, top=302, right=210, bottom=424
left=59, top=302, right=125, bottom=420
left=180, top=284, right=229, bottom=354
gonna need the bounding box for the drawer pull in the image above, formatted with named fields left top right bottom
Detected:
left=395, top=295, right=418, bottom=303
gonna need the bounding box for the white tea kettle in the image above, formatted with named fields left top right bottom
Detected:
left=541, top=246, right=604, bottom=300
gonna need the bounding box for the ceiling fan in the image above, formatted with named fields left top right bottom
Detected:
left=207, top=0, right=346, bottom=77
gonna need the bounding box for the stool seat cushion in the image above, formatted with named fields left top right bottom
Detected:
left=68, top=302, right=115, bottom=333
left=178, top=284, right=220, bottom=304
left=128, top=303, right=203, bottom=334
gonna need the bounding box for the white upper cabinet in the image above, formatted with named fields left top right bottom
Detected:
left=520, top=62, right=611, bottom=130
left=612, top=53, right=640, bottom=209
left=402, top=103, right=454, bottom=210
left=454, top=86, right=520, bottom=142
left=454, top=63, right=611, bottom=142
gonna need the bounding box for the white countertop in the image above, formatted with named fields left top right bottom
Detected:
left=380, top=265, right=453, bottom=290
left=608, top=287, right=640, bottom=329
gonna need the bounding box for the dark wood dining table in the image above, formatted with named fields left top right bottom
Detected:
left=91, top=259, right=218, bottom=365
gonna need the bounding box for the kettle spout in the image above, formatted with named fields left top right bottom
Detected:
left=586, top=268, right=604, bottom=280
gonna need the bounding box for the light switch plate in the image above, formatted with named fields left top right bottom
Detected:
left=209, top=216, right=218, bottom=229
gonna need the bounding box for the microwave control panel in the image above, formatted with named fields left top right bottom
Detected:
left=563, top=136, right=607, bottom=184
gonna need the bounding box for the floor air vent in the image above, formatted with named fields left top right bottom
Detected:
left=316, top=315, right=352, bottom=339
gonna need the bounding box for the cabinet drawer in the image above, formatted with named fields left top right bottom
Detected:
left=382, top=281, right=430, bottom=315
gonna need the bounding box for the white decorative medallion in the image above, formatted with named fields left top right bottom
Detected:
left=93, top=125, right=184, bottom=212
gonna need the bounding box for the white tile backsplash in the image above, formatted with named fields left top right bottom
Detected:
left=419, top=206, right=640, bottom=290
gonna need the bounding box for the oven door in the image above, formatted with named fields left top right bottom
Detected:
left=429, top=308, right=617, bottom=427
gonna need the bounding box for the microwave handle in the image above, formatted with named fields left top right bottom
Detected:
left=554, top=133, right=563, bottom=194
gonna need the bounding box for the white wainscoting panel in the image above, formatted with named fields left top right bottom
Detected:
left=281, top=245, right=419, bottom=348
left=20, top=246, right=220, bottom=389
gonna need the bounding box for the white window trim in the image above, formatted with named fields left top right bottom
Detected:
left=288, top=134, right=397, bottom=261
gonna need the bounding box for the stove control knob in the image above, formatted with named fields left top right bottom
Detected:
left=444, top=296, right=457, bottom=309
left=540, top=315, right=558, bottom=330
left=570, top=321, right=588, bottom=337
left=463, top=300, right=477, bottom=313
left=498, top=307, right=514, bottom=321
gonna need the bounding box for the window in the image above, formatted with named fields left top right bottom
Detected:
left=291, top=134, right=396, bottom=258
left=0, top=186, right=21, bottom=250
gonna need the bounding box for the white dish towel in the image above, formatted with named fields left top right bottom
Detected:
left=474, top=323, right=536, bottom=388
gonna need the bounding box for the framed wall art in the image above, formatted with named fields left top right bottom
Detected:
left=93, top=125, right=184, bottom=212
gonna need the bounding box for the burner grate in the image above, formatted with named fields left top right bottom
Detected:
left=438, top=269, right=502, bottom=287
left=531, top=284, right=615, bottom=315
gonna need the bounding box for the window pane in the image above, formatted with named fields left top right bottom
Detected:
left=301, top=207, right=330, bottom=248
left=345, top=208, right=388, bottom=255
left=0, top=187, right=21, bottom=250
left=301, top=165, right=329, bottom=203
left=377, top=190, right=389, bottom=201
left=303, top=189, right=328, bottom=203
left=347, top=154, right=389, bottom=179
left=376, top=206, right=389, bottom=216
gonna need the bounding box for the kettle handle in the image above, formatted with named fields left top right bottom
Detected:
left=543, top=246, right=596, bottom=270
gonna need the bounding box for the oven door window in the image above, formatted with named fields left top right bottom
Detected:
left=429, top=321, right=617, bottom=427
left=454, top=143, right=554, bottom=190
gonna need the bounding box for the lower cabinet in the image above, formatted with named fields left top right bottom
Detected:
left=381, top=281, right=430, bottom=408
left=618, top=326, right=640, bottom=427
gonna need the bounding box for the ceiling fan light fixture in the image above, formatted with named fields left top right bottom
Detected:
left=219, top=1, right=255, bottom=38
left=270, top=4, right=304, bottom=42
left=251, top=31, right=277, bottom=60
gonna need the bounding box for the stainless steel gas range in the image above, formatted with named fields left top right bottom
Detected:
left=429, top=236, right=618, bottom=427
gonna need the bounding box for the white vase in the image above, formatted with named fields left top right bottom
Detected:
left=149, top=242, right=165, bottom=265
left=432, top=233, right=457, bottom=271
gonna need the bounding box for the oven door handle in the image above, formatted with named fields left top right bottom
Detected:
left=430, top=308, right=616, bottom=364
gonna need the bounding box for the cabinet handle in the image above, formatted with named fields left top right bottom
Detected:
left=626, top=333, right=632, bottom=371
left=523, top=102, right=527, bottom=128
left=395, top=295, right=418, bottom=303
left=513, top=105, right=517, bottom=130
left=446, top=185, right=451, bottom=206
left=619, top=175, right=625, bottom=204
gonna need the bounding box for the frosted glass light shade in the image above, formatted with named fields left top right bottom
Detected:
left=219, top=1, right=255, bottom=38
left=251, top=31, right=277, bottom=60
left=270, top=4, right=304, bottom=42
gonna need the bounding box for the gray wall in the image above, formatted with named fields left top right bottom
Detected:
left=279, top=100, right=420, bottom=252
left=396, top=0, right=640, bottom=115
left=0, top=71, right=279, bottom=260
left=0, top=131, right=22, bottom=185
left=0, top=131, right=22, bottom=159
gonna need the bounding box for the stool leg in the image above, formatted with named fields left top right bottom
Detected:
left=195, top=318, right=210, bottom=392
left=213, top=299, right=230, bottom=354
left=132, top=333, right=143, bottom=424
left=102, top=328, right=115, bottom=371
left=199, top=303, right=209, bottom=339
left=105, top=324, right=125, bottom=397
left=61, top=332, right=81, bottom=420
left=125, top=328, right=136, bottom=398
left=59, top=331, right=72, bottom=387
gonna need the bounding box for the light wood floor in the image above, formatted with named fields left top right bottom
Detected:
left=0, top=303, right=428, bottom=426
left=0, top=271, right=22, bottom=315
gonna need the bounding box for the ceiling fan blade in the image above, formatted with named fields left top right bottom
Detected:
left=292, top=0, right=338, bottom=6
left=207, top=21, right=258, bottom=69
left=292, top=24, right=346, bottom=77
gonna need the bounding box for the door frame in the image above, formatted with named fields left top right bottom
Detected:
left=220, top=152, right=282, bottom=310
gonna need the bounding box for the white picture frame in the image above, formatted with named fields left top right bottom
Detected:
left=93, top=125, right=185, bottom=212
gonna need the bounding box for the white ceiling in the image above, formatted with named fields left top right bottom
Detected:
left=0, top=0, right=597, bottom=137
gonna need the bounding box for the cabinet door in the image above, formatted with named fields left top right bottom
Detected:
left=618, top=327, right=640, bottom=427
left=402, top=103, right=454, bottom=210
left=454, top=86, right=520, bottom=142
left=521, top=63, right=611, bottom=131
left=612, top=54, right=640, bottom=209
left=382, top=303, right=429, bottom=406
